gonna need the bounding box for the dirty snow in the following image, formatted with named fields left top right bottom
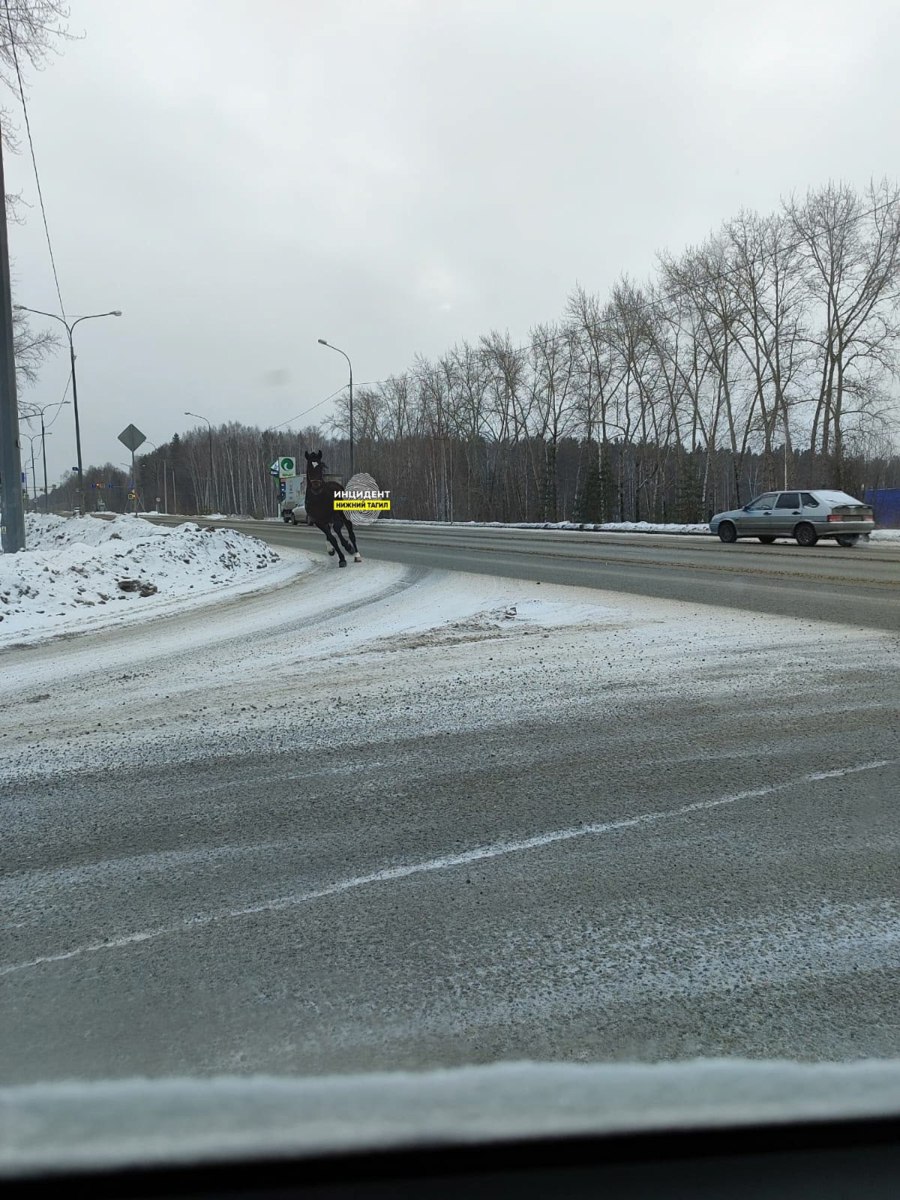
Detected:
left=0, top=513, right=302, bottom=647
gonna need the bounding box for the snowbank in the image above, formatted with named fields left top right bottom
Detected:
left=385, top=519, right=712, bottom=534
left=0, top=513, right=292, bottom=646
left=181, top=513, right=900, bottom=539
left=385, top=518, right=900, bottom=540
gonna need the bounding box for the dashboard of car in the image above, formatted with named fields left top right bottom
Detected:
left=5, top=1114, right=900, bottom=1199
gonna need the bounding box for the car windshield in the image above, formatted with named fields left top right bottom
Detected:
left=2, top=0, right=900, bottom=1178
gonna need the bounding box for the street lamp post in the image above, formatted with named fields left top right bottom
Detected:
left=21, top=431, right=40, bottom=506
left=14, top=306, right=122, bottom=515
left=184, top=411, right=215, bottom=512
left=317, top=338, right=354, bottom=476
left=21, top=398, right=70, bottom=510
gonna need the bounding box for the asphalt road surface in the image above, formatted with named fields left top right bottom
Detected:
left=156, top=516, right=900, bottom=632
left=3, top=526, right=900, bottom=1086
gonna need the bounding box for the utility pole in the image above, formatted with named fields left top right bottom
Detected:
left=40, top=411, right=50, bottom=509
left=145, top=440, right=167, bottom=515
left=0, top=134, right=25, bottom=551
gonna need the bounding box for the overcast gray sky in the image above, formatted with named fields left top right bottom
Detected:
left=8, top=0, right=900, bottom=485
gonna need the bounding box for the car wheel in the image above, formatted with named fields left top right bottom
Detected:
left=717, top=522, right=737, bottom=543
left=836, top=534, right=859, bottom=547
left=291, top=512, right=299, bottom=525
left=758, top=536, right=776, bottom=544
left=795, top=522, right=818, bottom=547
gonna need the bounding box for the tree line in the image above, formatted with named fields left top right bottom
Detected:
left=43, top=180, right=900, bottom=522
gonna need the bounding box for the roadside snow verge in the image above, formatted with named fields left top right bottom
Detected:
left=383, top=518, right=900, bottom=541
left=0, top=514, right=306, bottom=647
left=385, top=518, right=712, bottom=534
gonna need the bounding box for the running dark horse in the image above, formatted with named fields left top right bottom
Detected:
left=303, top=450, right=362, bottom=567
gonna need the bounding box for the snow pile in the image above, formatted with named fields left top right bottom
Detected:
left=871, top=529, right=900, bottom=541
left=0, top=514, right=284, bottom=645
left=573, top=519, right=710, bottom=534
left=22, top=512, right=167, bottom=550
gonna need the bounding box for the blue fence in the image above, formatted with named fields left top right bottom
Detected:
left=864, top=488, right=900, bottom=528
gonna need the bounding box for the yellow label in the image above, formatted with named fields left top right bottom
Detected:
left=334, top=499, right=391, bottom=511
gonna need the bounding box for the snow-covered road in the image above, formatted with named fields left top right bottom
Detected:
left=3, top=522, right=900, bottom=1083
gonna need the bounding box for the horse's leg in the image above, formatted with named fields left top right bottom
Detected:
left=314, top=508, right=335, bottom=554
left=333, top=518, right=355, bottom=556
left=325, top=510, right=340, bottom=555
left=342, top=516, right=362, bottom=562
left=316, top=520, right=346, bottom=566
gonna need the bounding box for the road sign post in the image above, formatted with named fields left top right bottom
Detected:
left=118, top=425, right=146, bottom=516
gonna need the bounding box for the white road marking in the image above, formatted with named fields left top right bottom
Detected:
left=2, top=758, right=895, bottom=978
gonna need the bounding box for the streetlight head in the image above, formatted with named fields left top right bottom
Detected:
left=112, top=310, right=123, bottom=317
left=317, top=338, right=328, bottom=345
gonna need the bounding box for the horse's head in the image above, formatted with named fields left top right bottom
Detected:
left=305, top=449, right=325, bottom=480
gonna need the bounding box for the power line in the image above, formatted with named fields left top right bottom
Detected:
left=45, top=369, right=71, bottom=427
left=3, top=0, right=66, bottom=319
left=270, top=379, right=388, bottom=431
left=270, top=385, right=348, bottom=431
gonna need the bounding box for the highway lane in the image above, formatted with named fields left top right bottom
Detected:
left=3, top=553, right=899, bottom=1082
left=154, top=516, right=900, bottom=631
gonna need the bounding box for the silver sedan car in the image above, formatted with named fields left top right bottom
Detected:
left=709, top=489, right=875, bottom=547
